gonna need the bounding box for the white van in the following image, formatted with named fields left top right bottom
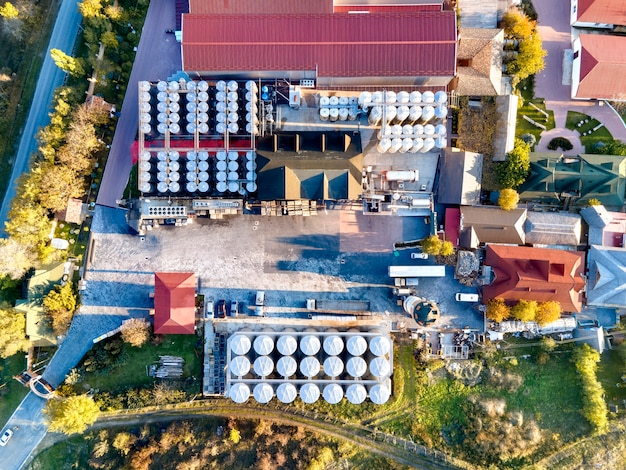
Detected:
left=455, top=293, right=479, bottom=302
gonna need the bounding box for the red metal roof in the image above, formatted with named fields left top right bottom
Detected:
left=154, top=272, right=196, bottom=335
left=444, top=207, right=460, bottom=246
left=333, top=4, right=441, bottom=12
left=483, top=245, right=585, bottom=313
left=182, top=12, right=457, bottom=77
left=577, top=0, right=626, bottom=25
left=188, top=0, right=333, bottom=15
left=576, top=34, right=626, bottom=100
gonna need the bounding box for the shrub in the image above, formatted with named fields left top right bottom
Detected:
left=519, top=133, right=537, bottom=147
left=498, top=188, right=520, bottom=211
left=497, top=138, right=531, bottom=189
left=547, top=137, right=573, bottom=151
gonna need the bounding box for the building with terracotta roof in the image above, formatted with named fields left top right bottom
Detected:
left=570, top=0, right=626, bottom=28
left=153, top=272, right=196, bottom=335
left=571, top=34, right=626, bottom=100
left=483, top=245, right=586, bottom=313
left=459, top=206, right=527, bottom=248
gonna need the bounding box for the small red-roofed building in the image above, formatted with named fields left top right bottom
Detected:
left=153, top=272, right=196, bottom=335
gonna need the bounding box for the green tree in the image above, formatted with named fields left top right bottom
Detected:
left=100, top=30, right=119, bottom=49
left=535, top=301, right=561, bottom=326
left=45, top=395, right=100, bottom=435
left=486, top=298, right=510, bottom=323
left=43, top=282, right=77, bottom=335
left=596, top=140, right=626, bottom=156
left=510, top=299, right=537, bottom=322
left=0, top=308, right=30, bottom=358
left=0, top=1, right=19, bottom=18
left=498, top=188, right=520, bottom=211
left=50, top=49, right=85, bottom=78
left=497, top=138, right=531, bottom=189
left=572, top=344, right=609, bottom=434
left=420, top=235, right=442, bottom=255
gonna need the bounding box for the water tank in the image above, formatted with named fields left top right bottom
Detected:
left=377, top=125, right=391, bottom=140
left=198, top=171, right=209, bottom=182
left=246, top=160, right=257, bottom=171
left=320, top=108, right=330, bottom=121
left=421, top=105, right=435, bottom=123
left=395, top=105, right=410, bottom=124
left=157, top=171, right=168, bottom=182
left=370, top=336, right=391, bottom=356
left=168, top=123, right=180, bottom=134
left=348, top=108, right=358, bottom=120
left=276, top=356, right=297, bottom=378
left=140, top=112, right=151, bottom=124
left=246, top=123, right=259, bottom=135
left=186, top=171, right=197, bottom=182
left=408, top=106, right=422, bottom=124
left=384, top=105, right=396, bottom=123
left=230, top=334, right=251, bottom=355
left=253, top=335, right=274, bottom=356
left=346, top=357, right=367, bottom=378
left=246, top=112, right=259, bottom=124
left=140, top=101, right=151, bottom=113
left=228, top=181, right=239, bottom=192
left=169, top=167, right=180, bottom=178
left=157, top=112, right=168, bottom=123
left=323, top=356, right=344, bottom=378
left=369, top=383, right=391, bottom=405
left=435, top=136, right=447, bottom=149
left=227, top=80, right=238, bottom=92
left=338, top=108, right=349, bottom=121
left=186, top=112, right=196, bottom=123
left=421, top=137, right=435, bottom=153
left=371, top=91, right=383, bottom=104
left=277, top=335, right=298, bottom=356
left=197, top=151, right=208, bottom=161
left=323, top=335, right=344, bottom=356
left=195, top=80, right=208, bottom=92
left=229, top=383, right=250, bottom=404
left=227, top=101, right=238, bottom=113
left=157, top=181, right=168, bottom=193
left=400, top=138, right=413, bottom=153
left=369, top=357, right=391, bottom=378
left=368, top=106, right=382, bottom=125
left=157, top=91, right=168, bottom=102
left=216, top=171, right=227, bottom=182
left=156, top=161, right=168, bottom=173
left=246, top=100, right=258, bottom=112
left=216, top=160, right=227, bottom=172
left=187, top=91, right=197, bottom=103
left=299, top=383, right=320, bottom=404
left=410, top=138, right=424, bottom=153
left=169, top=113, right=180, bottom=124
left=217, top=150, right=227, bottom=161
left=216, top=80, right=227, bottom=92
left=385, top=170, right=418, bottom=182
left=169, top=102, right=180, bottom=113
left=140, top=151, right=151, bottom=161
left=329, top=108, right=339, bottom=122
left=434, top=124, right=447, bottom=136
left=329, top=96, right=339, bottom=106
left=195, top=101, right=208, bottom=113
left=385, top=90, right=397, bottom=104
left=377, top=139, right=391, bottom=153
left=435, top=104, right=448, bottom=119
left=186, top=80, right=197, bottom=91
left=186, top=160, right=197, bottom=171
left=228, top=122, right=239, bottom=134
left=139, top=91, right=151, bottom=103
left=403, top=124, right=414, bottom=135
left=276, top=383, right=298, bottom=404
left=339, top=96, right=349, bottom=106
left=300, top=335, right=321, bottom=356
left=230, top=355, right=251, bottom=377
left=228, top=171, right=238, bottom=181
left=168, top=181, right=180, bottom=193
left=389, top=138, right=402, bottom=153
left=197, top=181, right=208, bottom=193
left=253, top=355, right=274, bottom=378
left=186, top=181, right=197, bottom=192
left=253, top=383, right=273, bottom=404
left=434, top=90, right=447, bottom=104
left=358, top=91, right=372, bottom=108
left=346, top=384, right=367, bottom=405
left=346, top=336, right=367, bottom=356
left=320, top=96, right=330, bottom=107
left=186, top=123, right=196, bottom=134
left=299, top=356, right=320, bottom=378
left=156, top=101, right=168, bottom=113
left=169, top=92, right=180, bottom=103
left=397, top=91, right=410, bottom=104
left=139, top=80, right=151, bottom=92
left=156, top=80, right=167, bottom=92
left=323, top=384, right=343, bottom=405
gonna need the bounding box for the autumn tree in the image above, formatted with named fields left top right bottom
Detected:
left=45, top=395, right=100, bottom=435
left=112, top=431, right=136, bottom=455
left=510, top=299, right=537, bottom=322
left=420, top=235, right=442, bottom=255
left=120, top=318, right=151, bottom=347
left=78, top=0, right=103, bottom=18
left=498, top=188, right=520, bottom=211
left=587, top=198, right=601, bottom=206
left=0, top=238, right=38, bottom=279
left=572, top=344, right=609, bottom=434
left=486, top=298, right=510, bottom=323
left=502, top=11, right=534, bottom=40
left=0, top=1, right=18, bottom=18
left=50, top=48, right=85, bottom=78
left=440, top=240, right=455, bottom=257
left=497, top=138, right=531, bottom=189
left=535, top=301, right=561, bottom=325
left=228, top=427, right=241, bottom=444
left=43, top=282, right=77, bottom=335
left=509, top=33, right=547, bottom=84
left=0, top=308, right=30, bottom=358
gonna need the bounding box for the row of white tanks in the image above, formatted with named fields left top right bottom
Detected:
left=138, top=150, right=258, bottom=194
left=359, top=90, right=448, bottom=107
left=367, top=103, right=447, bottom=126
left=229, top=380, right=392, bottom=405
left=319, top=95, right=359, bottom=122
left=377, top=123, right=447, bottom=153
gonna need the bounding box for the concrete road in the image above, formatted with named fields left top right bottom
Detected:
left=97, top=0, right=182, bottom=208
left=0, top=0, right=82, bottom=233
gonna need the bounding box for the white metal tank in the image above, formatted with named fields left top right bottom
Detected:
left=323, top=384, right=343, bottom=405
left=329, top=108, right=339, bottom=122
left=246, top=123, right=259, bottom=135
left=400, top=138, right=413, bottom=153
left=435, top=136, right=447, bottom=149
left=197, top=161, right=209, bottom=172
left=377, top=125, right=391, bottom=140
left=253, top=383, right=273, bottom=404
left=346, top=336, right=367, bottom=356
left=338, top=108, right=349, bottom=121
left=346, top=384, right=367, bottom=405
left=300, top=335, right=321, bottom=356
left=186, top=123, right=196, bottom=134
left=216, top=171, right=227, bottom=182
left=185, top=80, right=197, bottom=91
left=435, top=105, right=448, bottom=119
left=227, top=112, right=238, bottom=123
left=196, top=101, right=208, bottom=113
left=299, top=356, right=320, bottom=378
left=228, top=122, right=239, bottom=134
left=156, top=101, right=168, bottom=113
left=156, top=161, right=168, bottom=172
left=339, top=96, right=349, bottom=106
left=246, top=182, right=257, bottom=192
left=186, top=91, right=197, bottom=102
left=395, top=105, right=410, bottom=124
left=246, top=171, right=257, bottom=182
left=320, top=108, right=330, bottom=121
left=421, top=105, right=435, bottom=123
left=157, top=91, right=168, bottom=102
left=245, top=91, right=258, bottom=103
left=369, top=336, right=391, bottom=356
left=413, top=124, right=424, bottom=136
left=156, top=171, right=168, bottom=182
left=377, top=139, right=392, bottom=153
left=329, top=95, right=339, bottom=106
left=167, top=81, right=179, bottom=92
left=140, top=123, right=151, bottom=134
left=385, top=170, right=418, bottom=182
left=435, top=124, right=447, bottom=136
left=253, top=356, right=274, bottom=378
left=368, top=106, right=382, bottom=125
left=385, top=90, right=397, bottom=104
left=186, top=112, right=196, bottom=123
left=323, top=356, right=344, bottom=378
left=186, top=181, right=197, bottom=192
left=140, top=112, right=151, bottom=123
left=156, top=80, right=167, bottom=91
left=227, top=80, right=238, bottom=92
left=253, top=335, right=274, bottom=356
left=169, top=113, right=180, bottom=123
left=421, top=137, right=435, bottom=153
left=139, top=80, right=151, bottom=92
left=216, top=181, right=227, bottom=192
left=157, top=181, right=168, bottom=193
left=369, top=357, right=391, bottom=378
left=434, top=90, right=447, bottom=104
left=216, top=122, right=227, bottom=134
left=227, top=101, right=238, bottom=113
left=228, top=181, right=239, bottom=192
left=384, top=105, right=396, bottom=123
left=369, top=383, right=391, bottom=405
left=169, top=92, right=180, bottom=103
left=216, top=91, right=226, bottom=102
left=229, top=383, right=250, bottom=404
left=139, top=182, right=152, bottom=193
left=227, top=160, right=238, bottom=172
left=157, top=112, right=168, bottom=123
left=230, top=355, right=251, bottom=377
left=217, top=150, right=227, bottom=161
left=168, top=181, right=180, bottom=193
left=422, top=91, right=435, bottom=103
left=277, top=335, right=298, bottom=356
left=246, top=160, right=257, bottom=171
left=139, top=91, right=151, bottom=103
left=408, top=106, right=422, bottom=124
left=299, top=383, right=320, bottom=404
left=276, top=356, right=297, bottom=378
left=216, top=80, right=227, bottom=91
left=246, top=112, right=259, bottom=124
left=197, top=181, right=209, bottom=193
left=276, top=383, right=297, bottom=404
left=168, top=123, right=180, bottom=134
left=409, top=91, right=422, bottom=104
left=410, top=138, right=424, bottom=153
left=323, top=335, right=344, bottom=356
left=424, top=124, right=435, bottom=136
left=397, top=91, right=410, bottom=104
left=197, top=80, right=209, bottom=92
left=391, top=124, right=403, bottom=136
left=227, top=91, right=238, bottom=102
left=403, top=124, right=414, bottom=135
left=358, top=91, right=372, bottom=108
left=228, top=171, right=238, bottom=181
left=320, top=96, right=330, bottom=107
left=245, top=80, right=258, bottom=92
left=371, top=91, right=383, bottom=104
left=140, top=151, right=151, bottom=161
left=230, top=334, right=251, bottom=355
left=389, top=137, right=402, bottom=153
left=347, top=357, right=367, bottom=378
left=348, top=108, right=358, bottom=120
left=169, top=102, right=180, bottom=113
left=198, top=171, right=209, bottom=182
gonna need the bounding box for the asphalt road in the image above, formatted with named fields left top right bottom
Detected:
left=97, top=0, right=182, bottom=208
left=0, top=0, right=82, bottom=234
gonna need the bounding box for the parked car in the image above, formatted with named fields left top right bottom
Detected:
left=455, top=293, right=479, bottom=302
left=216, top=300, right=226, bottom=318
left=230, top=300, right=238, bottom=317
left=0, top=429, right=13, bottom=446
left=205, top=299, right=214, bottom=318
left=411, top=252, right=429, bottom=259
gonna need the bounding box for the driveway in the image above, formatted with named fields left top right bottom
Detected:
left=533, top=0, right=626, bottom=142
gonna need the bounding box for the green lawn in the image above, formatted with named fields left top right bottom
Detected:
left=597, top=349, right=626, bottom=405
left=565, top=111, right=614, bottom=153
left=516, top=98, right=555, bottom=145
left=0, top=354, right=29, bottom=427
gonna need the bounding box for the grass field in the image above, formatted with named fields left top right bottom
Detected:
left=597, top=348, right=626, bottom=404
left=0, top=354, right=29, bottom=427
left=565, top=111, right=614, bottom=153
left=516, top=98, right=555, bottom=145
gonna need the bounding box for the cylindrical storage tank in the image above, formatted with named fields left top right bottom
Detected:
left=391, top=124, right=403, bottom=136
left=320, top=108, right=330, bottom=121
left=186, top=160, right=197, bottom=171
left=139, top=91, right=151, bottom=103
left=253, top=335, right=274, bottom=356
left=228, top=171, right=238, bottom=181
left=216, top=122, right=227, bottom=134
left=253, top=383, right=274, bottom=404
left=358, top=91, right=372, bottom=108
left=421, top=137, right=435, bottom=153
left=216, top=171, right=227, bottom=182
left=323, top=356, right=344, bottom=378
left=228, top=181, right=239, bottom=192
left=198, top=181, right=209, bottom=192
left=229, top=383, right=250, bottom=404
left=216, top=160, right=227, bottom=172
left=216, top=181, right=227, bottom=192
left=227, top=91, right=238, bottom=102
left=157, top=91, right=168, bottom=102
left=422, top=91, right=435, bottom=103
left=185, top=151, right=196, bottom=161
left=408, top=106, right=422, bottom=124
left=167, top=80, right=179, bottom=91
left=246, top=160, right=257, bottom=171
left=395, top=105, right=410, bottom=124
left=385, top=170, right=418, bottom=182
left=169, top=162, right=180, bottom=174
left=299, top=356, right=320, bottom=378
left=377, top=125, right=391, bottom=140
left=384, top=105, right=396, bottom=123
left=228, top=122, right=239, bottom=134
left=276, top=356, right=297, bottom=378
left=169, top=92, right=180, bottom=103
left=246, top=112, right=259, bottom=124
left=368, top=106, right=382, bottom=125
left=253, top=356, right=274, bottom=378
left=348, top=108, right=358, bottom=120
left=339, top=96, right=349, bottom=106
left=230, top=334, right=251, bottom=355
left=369, top=357, right=391, bottom=378
left=246, top=101, right=258, bottom=113
left=397, top=91, right=410, bottom=104
left=245, top=91, right=258, bottom=104
left=140, top=112, right=151, bottom=123
left=140, top=151, right=151, bottom=161
left=168, top=123, right=180, bottom=134
left=186, top=80, right=197, bottom=91
left=329, top=108, right=339, bottom=122
left=421, top=105, right=435, bottom=123
left=197, top=151, right=209, bottom=161
left=435, top=124, right=447, bottom=136
left=347, top=357, right=367, bottom=378
left=198, top=161, right=209, bottom=172
left=197, top=101, right=208, bottom=113
left=329, top=96, right=339, bottom=106
left=369, top=383, right=391, bottom=405
left=186, top=181, right=197, bottom=192
left=388, top=138, right=402, bottom=153
left=377, top=138, right=392, bottom=153
left=370, top=336, right=391, bottom=356
left=157, top=112, right=168, bottom=123
left=347, top=336, right=367, bottom=356
left=276, top=383, right=297, bottom=404
left=216, top=80, right=227, bottom=92
left=168, top=181, right=180, bottom=193
left=338, top=108, right=349, bottom=121
left=346, top=384, right=367, bottom=405
left=186, top=171, right=197, bottom=182
left=196, top=80, right=208, bottom=92
left=385, top=90, right=397, bottom=104
left=169, top=113, right=180, bottom=123
left=246, top=182, right=257, bottom=192
left=230, top=355, right=251, bottom=377
left=217, top=150, right=227, bottom=161
left=410, top=138, right=424, bottom=153
left=227, top=80, right=238, bottom=92
left=245, top=80, right=258, bottom=92
left=435, top=136, right=447, bottom=149
left=371, top=91, right=383, bottom=104
left=300, top=335, right=321, bottom=356
left=157, top=181, right=168, bottom=193
left=277, top=335, right=298, bottom=356
left=139, top=80, right=151, bottom=92
left=434, top=90, right=447, bottom=104
left=139, top=182, right=152, bottom=193
left=246, top=123, right=259, bottom=135
left=414, top=124, right=425, bottom=136
left=156, top=161, right=168, bottom=172
left=409, top=91, right=422, bottom=104
left=216, top=91, right=226, bottom=102
left=157, top=101, right=168, bottom=113
left=403, top=124, right=414, bottom=135
left=246, top=171, right=257, bottom=181
left=323, top=335, right=344, bottom=356
left=435, top=104, right=448, bottom=120
left=299, top=383, right=320, bottom=404
left=228, top=112, right=238, bottom=123
left=140, top=101, right=151, bottom=113
left=400, top=138, right=413, bottom=153
left=186, top=91, right=197, bottom=102
left=186, top=123, right=197, bottom=134
left=169, top=102, right=180, bottom=113
left=320, top=96, right=330, bottom=107
left=186, top=112, right=196, bottom=123
left=198, top=171, right=209, bottom=182
left=157, top=171, right=168, bottom=182
left=424, top=124, right=435, bottom=136
left=140, top=123, right=151, bottom=134
left=323, top=384, right=344, bottom=405
left=227, top=101, right=238, bottom=113
left=156, top=80, right=167, bottom=92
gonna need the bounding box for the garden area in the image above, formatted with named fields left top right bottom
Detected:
left=565, top=111, right=614, bottom=153
left=515, top=77, right=555, bottom=147
left=0, top=354, right=28, bottom=425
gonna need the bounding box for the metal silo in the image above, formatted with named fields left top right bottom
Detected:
left=229, top=383, right=250, bottom=404
left=358, top=91, right=372, bottom=108
left=198, top=172, right=209, bottom=182
left=323, top=335, right=344, bottom=356
left=421, top=106, right=435, bottom=123
left=253, top=335, right=274, bottom=356
left=323, top=384, right=343, bottom=404
left=384, top=105, right=396, bottom=123
left=435, top=136, right=447, bottom=149
left=276, top=356, right=297, bottom=378
left=329, top=95, right=339, bottom=106
left=435, top=105, right=448, bottom=120
left=346, top=384, right=367, bottom=405
left=230, top=334, right=252, bottom=356
left=369, top=383, right=391, bottom=405
left=300, top=335, right=321, bottom=356
left=323, top=356, right=344, bottom=378
left=276, top=383, right=297, bottom=404
left=410, top=138, right=424, bottom=153
left=369, top=336, right=391, bottom=357
left=230, top=355, right=251, bottom=377
left=227, top=80, right=238, bottom=92
left=346, top=336, right=367, bottom=356
left=277, top=335, right=298, bottom=356
left=197, top=181, right=209, bottom=192
left=253, top=356, right=274, bottom=378
left=253, top=383, right=274, bottom=404
left=216, top=80, right=226, bottom=92
left=369, top=357, right=391, bottom=379
left=368, top=106, right=382, bottom=125
left=186, top=181, right=197, bottom=192
left=385, top=90, right=397, bottom=104
left=421, top=137, right=435, bottom=153
left=388, top=138, right=402, bottom=153
left=377, top=139, right=391, bottom=153
left=346, top=357, right=367, bottom=378
left=299, top=383, right=320, bottom=404
left=413, top=124, right=424, bottom=136
left=299, top=356, right=320, bottom=378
